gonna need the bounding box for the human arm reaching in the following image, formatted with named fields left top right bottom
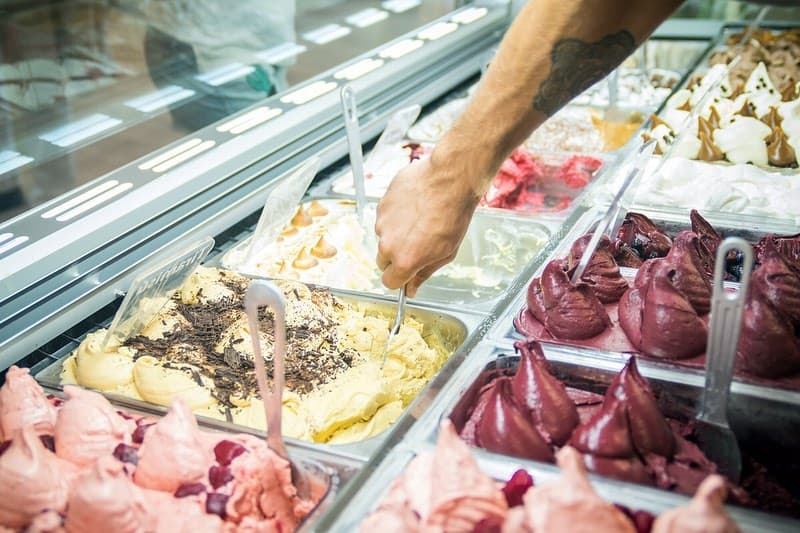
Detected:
left=375, top=0, right=683, bottom=296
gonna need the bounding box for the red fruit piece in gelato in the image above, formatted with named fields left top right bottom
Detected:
left=214, top=439, right=247, bottom=466
left=502, top=469, right=535, bottom=507
left=566, top=234, right=629, bottom=303
left=555, top=155, right=603, bottom=189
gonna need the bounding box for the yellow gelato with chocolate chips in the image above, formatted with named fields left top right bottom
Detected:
left=63, top=267, right=459, bottom=444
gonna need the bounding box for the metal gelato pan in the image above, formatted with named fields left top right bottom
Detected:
left=409, top=342, right=800, bottom=521
left=35, top=287, right=479, bottom=462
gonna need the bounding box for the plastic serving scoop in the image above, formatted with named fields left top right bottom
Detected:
left=570, top=139, right=655, bottom=285
left=694, top=237, right=753, bottom=483
left=244, top=280, right=313, bottom=499
left=381, top=286, right=407, bottom=366
left=367, top=104, right=422, bottom=172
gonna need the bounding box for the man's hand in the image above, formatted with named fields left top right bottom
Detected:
left=375, top=154, right=482, bottom=297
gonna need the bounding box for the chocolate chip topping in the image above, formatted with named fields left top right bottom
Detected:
left=126, top=271, right=358, bottom=407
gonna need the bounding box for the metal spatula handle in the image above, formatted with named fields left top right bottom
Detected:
left=382, top=285, right=407, bottom=366
left=699, top=237, right=753, bottom=426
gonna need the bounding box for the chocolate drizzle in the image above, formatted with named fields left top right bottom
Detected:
left=126, top=273, right=358, bottom=407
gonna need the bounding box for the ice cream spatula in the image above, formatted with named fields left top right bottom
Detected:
left=341, top=84, right=368, bottom=229
left=244, top=280, right=314, bottom=499
left=695, top=237, right=753, bottom=484
left=382, top=285, right=407, bottom=366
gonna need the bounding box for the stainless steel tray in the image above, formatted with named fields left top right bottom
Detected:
left=35, top=288, right=483, bottom=462
left=313, top=418, right=798, bottom=532
left=402, top=342, right=800, bottom=525
left=39, top=386, right=362, bottom=532
left=217, top=196, right=557, bottom=314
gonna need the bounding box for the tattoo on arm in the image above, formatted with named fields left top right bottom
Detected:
left=532, top=30, right=636, bottom=116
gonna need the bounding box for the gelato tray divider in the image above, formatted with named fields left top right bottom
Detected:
left=101, top=236, right=214, bottom=349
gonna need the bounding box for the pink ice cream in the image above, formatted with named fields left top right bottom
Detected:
left=0, top=367, right=323, bottom=532
left=0, top=428, right=72, bottom=528
left=134, top=400, right=213, bottom=492
left=64, top=457, right=153, bottom=533
left=0, top=366, right=57, bottom=437
left=653, top=475, right=741, bottom=533
left=55, top=386, right=133, bottom=467
left=504, top=447, right=636, bottom=533
left=359, top=420, right=508, bottom=532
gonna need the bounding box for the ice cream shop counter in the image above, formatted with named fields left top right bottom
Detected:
left=2, top=1, right=800, bottom=531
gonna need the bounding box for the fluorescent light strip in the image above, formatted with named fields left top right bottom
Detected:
left=152, top=140, right=216, bottom=173
left=195, top=63, right=255, bottom=86
left=216, top=107, right=282, bottom=133
left=0, top=151, right=33, bottom=175
left=138, top=139, right=203, bottom=170
left=0, top=236, right=29, bottom=255
left=280, top=81, right=337, bottom=105
left=41, top=180, right=120, bottom=219
left=381, top=0, right=420, bottom=13
left=56, top=182, right=134, bottom=222
left=346, top=8, right=389, bottom=28
left=125, top=85, right=196, bottom=113
left=39, top=114, right=122, bottom=147
left=50, top=118, right=122, bottom=147
left=334, top=58, right=384, bottom=81
left=452, top=7, right=488, bottom=24
left=379, top=39, right=423, bottom=59
left=39, top=114, right=109, bottom=142
left=0, top=233, right=12, bottom=245
left=418, top=22, right=458, bottom=41
left=229, top=110, right=283, bottom=135
left=257, top=42, right=307, bottom=64
left=303, top=24, right=351, bottom=45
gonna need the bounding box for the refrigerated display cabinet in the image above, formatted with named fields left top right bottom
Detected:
left=0, top=0, right=507, bottom=365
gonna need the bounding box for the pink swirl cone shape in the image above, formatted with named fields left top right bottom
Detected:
left=0, top=428, right=70, bottom=528
left=425, top=420, right=508, bottom=531
left=65, top=457, right=153, bottom=533
left=0, top=366, right=57, bottom=437
left=653, top=475, right=740, bottom=533
left=134, top=399, right=213, bottom=492
left=55, top=386, right=132, bottom=467
left=518, top=447, right=636, bottom=533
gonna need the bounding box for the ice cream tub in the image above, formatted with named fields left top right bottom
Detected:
left=220, top=197, right=554, bottom=312
left=432, top=343, right=800, bottom=519
left=34, top=273, right=480, bottom=461
left=0, top=365, right=361, bottom=532
left=312, top=401, right=797, bottom=532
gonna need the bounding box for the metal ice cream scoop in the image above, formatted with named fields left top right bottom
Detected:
left=244, top=280, right=313, bottom=499
left=694, top=237, right=753, bottom=483
left=382, top=285, right=407, bottom=366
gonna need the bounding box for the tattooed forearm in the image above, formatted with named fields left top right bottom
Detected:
left=532, top=30, right=636, bottom=116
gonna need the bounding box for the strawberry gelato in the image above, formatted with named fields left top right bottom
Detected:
left=0, top=367, right=324, bottom=532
